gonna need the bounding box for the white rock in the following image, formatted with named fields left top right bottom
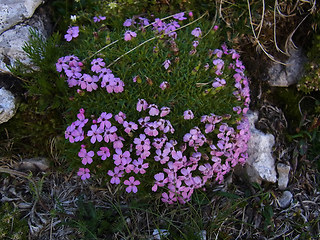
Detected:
left=0, top=16, right=48, bottom=71
left=267, top=47, right=306, bottom=87
left=277, top=163, right=290, bottom=190
left=152, top=229, right=169, bottom=240
left=0, top=87, right=16, bottom=124
left=0, top=0, right=43, bottom=35
left=245, top=111, right=277, bottom=183
left=278, top=191, right=293, bottom=208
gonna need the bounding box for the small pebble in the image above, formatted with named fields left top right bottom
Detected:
left=278, top=191, right=293, bottom=208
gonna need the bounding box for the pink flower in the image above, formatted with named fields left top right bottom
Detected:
left=113, top=148, right=131, bottom=166
left=77, top=168, right=90, bottom=180
left=115, top=111, right=126, bottom=124
left=134, top=134, right=151, bottom=151
left=87, top=124, right=103, bottom=144
left=160, top=106, right=170, bottom=117
left=91, top=58, right=105, bottom=73
left=113, top=136, right=124, bottom=149
left=183, top=110, right=194, bottom=120
left=123, top=18, right=134, bottom=27
left=191, top=27, right=202, bottom=38
left=162, top=59, right=171, bottom=70
left=148, top=104, right=159, bottom=116
left=124, top=31, right=137, bottom=41
left=97, top=112, right=112, bottom=129
left=192, top=41, right=199, bottom=48
left=144, top=122, right=159, bottom=136
left=123, top=121, right=138, bottom=134
left=188, top=12, right=193, bottom=17
left=136, top=99, right=148, bottom=112
left=159, top=81, right=169, bottom=90
left=103, top=126, right=117, bottom=142
left=213, top=25, right=219, bottom=31
left=152, top=172, right=168, bottom=192
left=64, top=26, right=79, bottom=42
left=79, top=74, right=98, bottom=92
left=154, top=149, right=170, bottom=164
left=124, top=176, right=140, bottom=193
left=132, top=158, right=149, bottom=174
left=108, top=167, right=124, bottom=184
left=97, top=147, right=110, bottom=160
left=173, top=12, right=187, bottom=21
left=78, top=147, right=94, bottom=165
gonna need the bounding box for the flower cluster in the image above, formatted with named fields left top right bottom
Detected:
left=61, top=12, right=251, bottom=204
left=56, top=56, right=124, bottom=93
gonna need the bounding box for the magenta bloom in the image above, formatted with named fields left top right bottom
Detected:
left=136, top=99, right=148, bottom=112
left=93, top=16, right=106, bottom=23
left=79, top=74, right=99, bottom=92
left=87, top=124, right=103, bottom=144
left=124, top=176, right=140, bottom=193
left=97, top=112, right=112, bottom=129
left=123, top=18, right=134, bottom=27
left=114, top=111, right=126, bottom=124
left=191, top=27, right=202, bottom=38
left=162, top=59, right=171, bottom=70
left=78, top=148, right=94, bottom=165
left=108, top=167, right=124, bottom=184
left=103, top=126, right=117, bottom=143
left=160, top=106, right=170, bottom=117
left=123, top=121, right=138, bottom=134
left=213, top=25, right=219, bottom=31
left=91, top=58, right=105, bottom=73
left=134, top=134, right=151, bottom=152
left=148, top=104, right=159, bottom=116
left=124, top=31, right=137, bottom=41
left=144, top=122, right=159, bottom=136
left=159, top=81, right=169, bottom=90
left=183, top=110, right=194, bottom=120
left=97, top=147, right=110, bottom=160
left=64, top=26, right=79, bottom=42
left=132, top=158, right=149, bottom=174
left=173, top=12, right=187, bottom=21
left=77, top=168, right=90, bottom=180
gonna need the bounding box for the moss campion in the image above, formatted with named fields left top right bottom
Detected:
left=60, top=12, right=250, bottom=204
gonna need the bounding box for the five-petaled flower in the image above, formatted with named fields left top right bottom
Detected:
left=64, top=26, right=79, bottom=42
left=77, top=168, right=90, bottom=180
left=124, top=176, right=140, bottom=193
left=124, top=31, right=137, bottom=41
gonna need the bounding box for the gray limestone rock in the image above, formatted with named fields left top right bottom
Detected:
left=0, top=87, right=17, bottom=124
left=267, top=47, right=306, bottom=87
left=245, top=111, right=277, bottom=184
left=277, top=163, right=291, bottom=190
left=0, top=0, right=43, bottom=35
left=278, top=191, right=293, bottom=209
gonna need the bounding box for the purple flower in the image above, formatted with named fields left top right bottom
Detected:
left=87, top=124, right=103, bottom=144
left=144, top=122, right=159, bottom=136
left=160, top=107, right=170, bottom=117
left=108, top=167, right=124, bottom=184
left=124, top=31, right=137, bottom=41
left=79, top=74, right=99, bottom=92
left=191, top=27, right=202, bottom=38
left=192, top=41, right=199, bottom=48
left=159, top=81, right=169, bottom=90
left=123, top=18, right=134, bottom=27
left=213, top=25, right=219, bottom=31
left=123, top=121, right=138, bottom=134
left=163, top=59, right=171, bottom=70
left=183, top=110, right=194, bottom=120
left=212, top=77, right=226, bottom=88
left=103, top=126, right=117, bottom=143
left=173, top=12, right=187, bottom=21
left=93, top=16, right=106, bottom=22
left=114, top=111, right=126, bottom=124
left=64, top=26, right=79, bottom=42
left=77, top=168, right=90, bottom=180
left=138, top=17, right=149, bottom=26
left=91, top=58, right=105, bottom=73
left=124, top=176, right=140, bottom=193
left=97, top=112, right=112, bottom=129
left=134, top=134, right=151, bottom=152
left=132, top=158, right=149, bottom=174
left=78, top=147, right=94, bottom=165
left=137, top=99, right=148, bottom=112
left=97, top=147, right=110, bottom=160
left=148, top=104, right=159, bottom=116
left=113, top=149, right=131, bottom=166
